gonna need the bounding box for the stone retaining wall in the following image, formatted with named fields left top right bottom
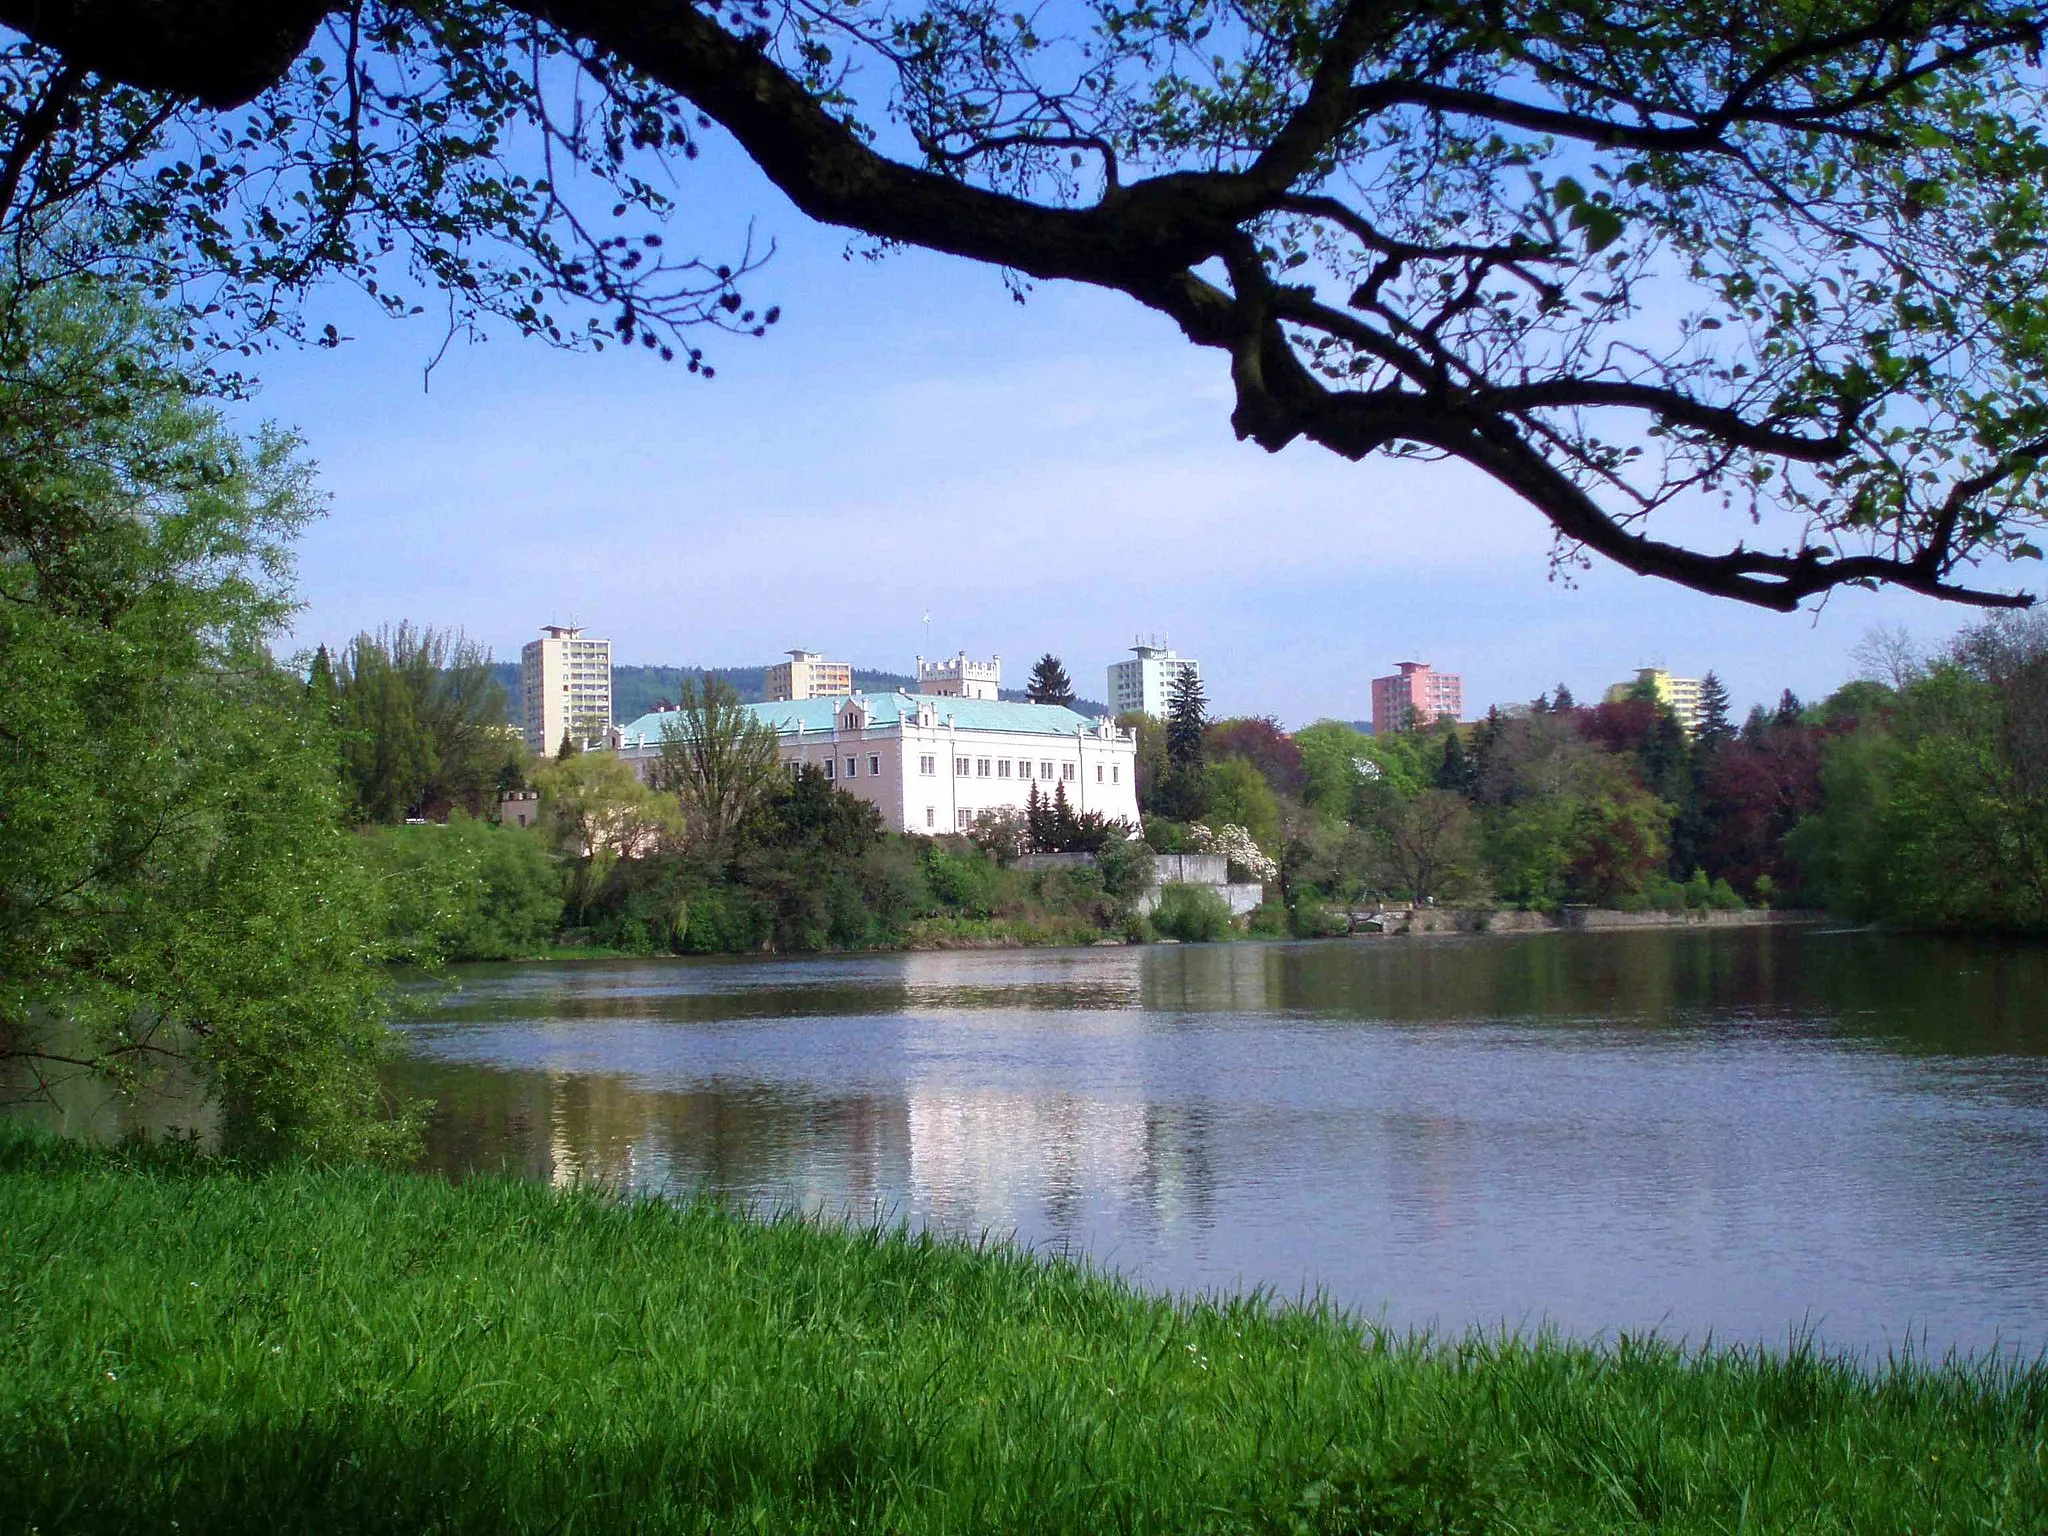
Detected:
left=1350, top=906, right=1823, bottom=936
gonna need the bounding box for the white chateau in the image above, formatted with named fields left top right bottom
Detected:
left=613, top=677, right=1140, bottom=835
left=521, top=624, right=613, bottom=755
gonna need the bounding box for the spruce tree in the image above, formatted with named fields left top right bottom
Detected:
left=1165, top=666, right=1208, bottom=771
left=1025, top=653, right=1075, bottom=706
left=1694, top=671, right=1733, bottom=747
left=1774, top=689, right=1805, bottom=729
left=1026, top=780, right=1047, bottom=849
left=1051, top=780, right=1079, bottom=850
left=306, top=643, right=338, bottom=715
left=1552, top=682, right=1576, bottom=710
left=1435, top=730, right=1472, bottom=794
left=557, top=730, right=580, bottom=760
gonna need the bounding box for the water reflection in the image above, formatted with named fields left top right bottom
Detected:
left=6, top=926, right=2014, bottom=1356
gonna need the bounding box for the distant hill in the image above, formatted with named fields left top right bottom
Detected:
left=489, top=662, right=1107, bottom=730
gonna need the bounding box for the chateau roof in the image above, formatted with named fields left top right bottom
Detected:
left=614, top=693, right=1103, bottom=749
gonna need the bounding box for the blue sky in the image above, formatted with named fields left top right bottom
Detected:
left=244, top=147, right=2034, bottom=728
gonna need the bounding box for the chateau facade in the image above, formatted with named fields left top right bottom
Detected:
left=612, top=692, right=1141, bottom=835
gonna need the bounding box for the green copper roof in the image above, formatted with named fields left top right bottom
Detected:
left=615, top=693, right=1105, bottom=749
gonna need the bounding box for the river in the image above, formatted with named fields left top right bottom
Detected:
left=388, top=925, right=2048, bottom=1357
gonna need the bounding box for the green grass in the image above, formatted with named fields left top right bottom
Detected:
left=2, top=1127, right=2043, bottom=1534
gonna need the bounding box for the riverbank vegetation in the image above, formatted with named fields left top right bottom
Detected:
left=4, top=1126, right=2041, bottom=1535
left=0, top=283, right=406, bottom=1158
left=337, top=609, right=2048, bottom=963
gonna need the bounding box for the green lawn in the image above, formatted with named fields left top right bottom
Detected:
left=2, top=1127, right=2041, bottom=1533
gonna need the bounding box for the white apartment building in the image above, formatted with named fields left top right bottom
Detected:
left=1107, top=640, right=1200, bottom=718
left=613, top=692, right=1140, bottom=835
left=521, top=624, right=613, bottom=755
left=916, top=651, right=1000, bottom=699
left=764, top=649, right=854, bottom=701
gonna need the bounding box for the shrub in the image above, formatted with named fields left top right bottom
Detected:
left=1095, top=836, right=1157, bottom=905
left=1151, top=883, right=1234, bottom=942
left=1247, top=899, right=1290, bottom=937
left=361, top=816, right=563, bottom=962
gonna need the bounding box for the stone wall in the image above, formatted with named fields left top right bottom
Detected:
left=1349, top=906, right=1824, bottom=936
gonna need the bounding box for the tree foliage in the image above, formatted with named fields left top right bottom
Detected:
left=1791, top=614, right=2048, bottom=932
left=650, top=674, right=781, bottom=860
left=0, top=1, right=2043, bottom=606
left=0, top=282, right=404, bottom=1157
left=331, top=622, right=513, bottom=823
left=1024, top=653, right=1074, bottom=706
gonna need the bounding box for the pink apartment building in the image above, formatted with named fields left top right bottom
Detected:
left=1371, top=661, right=1463, bottom=734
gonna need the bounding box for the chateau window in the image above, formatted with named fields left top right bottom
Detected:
left=845, top=757, right=858, bottom=778
left=957, top=808, right=971, bottom=829
left=1062, top=763, right=1076, bottom=782
left=977, top=759, right=991, bottom=777
left=1016, top=760, right=1030, bottom=779
left=1040, top=761, right=1053, bottom=779
left=869, top=754, right=881, bottom=776
left=997, top=760, right=1010, bottom=778
left=1096, top=765, right=1104, bottom=782
left=919, top=755, right=936, bottom=776
left=926, top=807, right=935, bottom=828
left=955, top=757, right=970, bottom=776
left=823, top=759, right=835, bottom=780
left=1112, top=766, right=1120, bottom=783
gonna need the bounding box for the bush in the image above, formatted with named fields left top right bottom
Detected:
left=1246, top=899, right=1290, bottom=937
left=361, top=817, right=563, bottom=962
left=922, top=841, right=1003, bottom=917
left=1095, top=836, right=1157, bottom=906
left=1143, top=817, right=1199, bottom=853
left=1151, top=883, right=1234, bottom=942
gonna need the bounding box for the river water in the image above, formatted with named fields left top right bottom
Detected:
left=389, top=926, right=2048, bottom=1358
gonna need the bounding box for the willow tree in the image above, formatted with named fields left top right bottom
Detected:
left=0, top=1, right=2043, bottom=607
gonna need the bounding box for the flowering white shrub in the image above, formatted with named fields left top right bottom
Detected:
left=1187, top=822, right=1278, bottom=883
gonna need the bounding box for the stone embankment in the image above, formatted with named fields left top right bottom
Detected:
left=1350, top=906, right=1825, bottom=936
left=1012, top=851, right=1265, bottom=917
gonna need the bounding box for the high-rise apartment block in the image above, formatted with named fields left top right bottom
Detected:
left=917, top=651, right=1000, bottom=700
left=521, top=624, right=613, bottom=755
left=1371, top=661, right=1462, bottom=734
left=1604, top=668, right=1706, bottom=734
left=764, top=649, right=854, bottom=702
left=1107, top=640, right=1200, bottom=718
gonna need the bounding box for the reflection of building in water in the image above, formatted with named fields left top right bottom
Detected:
left=1141, top=942, right=1285, bottom=1016
left=909, top=1088, right=1163, bottom=1233
left=899, top=947, right=1147, bottom=1014
left=537, top=1070, right=912, bottom=1215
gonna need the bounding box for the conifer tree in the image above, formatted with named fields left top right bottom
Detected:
left=1025, top=654, right=1075, bottom=707
left=306, top=644, right=338, bottom=714
left=557, top=730, right=580, bottom=760
left=1435, top=731, right=1473, bottom=795
left=1694, top=672, right=1734, bottom=748
left=1165, top=666, right=1208, bottom=771
left=1552, top=683, right=1576, bottom=710
left=1050, top=780, right=1079, bottom=850
left=1026, top=780, right=1047, bottom=849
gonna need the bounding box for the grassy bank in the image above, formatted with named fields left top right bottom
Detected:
left=2, top=1129, right=2042, bottom=1534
